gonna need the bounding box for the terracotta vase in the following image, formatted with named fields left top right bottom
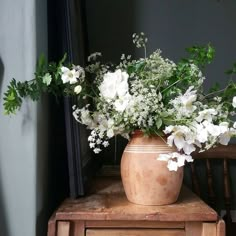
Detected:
left=120, top=131, right=183, bottom=205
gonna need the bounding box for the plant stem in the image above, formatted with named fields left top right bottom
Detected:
left=203, top=88, right=226, bottom=98
left=153, top=131, right=166, bottom=143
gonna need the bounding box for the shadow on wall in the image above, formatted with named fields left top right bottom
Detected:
left=0, top=57, right=3, bottom=95
left=0, top=58, right=9, bottom=236
left=0, top=173, right=10, bottom=236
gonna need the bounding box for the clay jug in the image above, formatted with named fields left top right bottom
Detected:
left=121, top=131, right=183, bottom=205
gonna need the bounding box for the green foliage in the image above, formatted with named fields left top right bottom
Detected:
left=185, top=44, right=215, bottom=67
left=3, top=54, right=67, bottom=115
left=3, top=79, right=22, bottom=115
left=225, top=62, right=236, bottom=75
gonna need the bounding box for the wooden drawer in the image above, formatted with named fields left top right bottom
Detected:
left=86, top=229, right=185, bottom=236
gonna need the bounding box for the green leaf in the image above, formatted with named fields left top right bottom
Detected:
left=156, top=117, right=162, bottom=129
left=7, top=91, right=15, bottom=101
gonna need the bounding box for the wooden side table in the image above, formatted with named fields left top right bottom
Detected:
left=48, top=178, right=225, bottom=236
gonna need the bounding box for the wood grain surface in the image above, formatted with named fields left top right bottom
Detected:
left=86, top=229, right=185, bottom=236
left=54, top=178, right=217, bottom=222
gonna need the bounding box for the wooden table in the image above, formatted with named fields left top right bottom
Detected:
left=48, top=178, right=225, bottom=236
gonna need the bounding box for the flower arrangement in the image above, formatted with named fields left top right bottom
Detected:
left=4, top=33, right=236, bottom=171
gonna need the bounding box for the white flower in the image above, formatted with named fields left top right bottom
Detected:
left=167, top=132, right=185, bottom=149
left=195, top=108, right=217, bottom=122
left=167, top=160, right=178, bottom=171
left=88, top=136, right=95, bottom=142
left=182, top=144, right=196, bottom=155
left=213, top=96, right=222, bottom=102
left=193, top=122, right=208, bottom=143
left=93, top=148, right=101, bottom=154
left=170, top=86, right=197, bottom=117
left=158, top=152, right=193, bottom=171
left=218, top=122, right=235, bottom=145
left=180, top=87, right=197, bottom=112
left=61, top=66, right=80, bottom=84
left=114, top=94, right=131, bottom=112
left=79, top=108, right=95, bottom=128
left=163, top=125, right=174, bottom=134
left=107, top=129, right=114, bottom=138
left=232, top=96, right=236, bottom=108
left=74, top=85, right=82, bottom=94
left=72, top=65, right=85, bottom=79
left=99, top=69, right=129, bottom=101
left=89, top=143, right=95, bottom=148
left=88, top=52, right=102, bottom=62
left=42, top=73, right=52, bottom=86
left=102, top=141, right=109, bottom=147
left=202, top=120, right=222, bottom=137
left=165, top=125, right=196, bottom=155
left=158, top=153, right=171, bottom=161
left=234, top=122, right=236, bottom=129
left=219, top=132, right=231, bottom=145
left=96, top=139, right=102, bottom=145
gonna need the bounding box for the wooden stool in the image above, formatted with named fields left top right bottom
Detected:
left=48, top=177, right=225, bottom=236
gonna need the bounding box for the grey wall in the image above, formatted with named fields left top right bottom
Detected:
left=0, top=0, right=49, bottom=236
left=86, top=0, right=236, bottom=88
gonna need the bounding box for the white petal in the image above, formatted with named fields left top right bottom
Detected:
left=185, top=155, right=194, bottom=162
left=234, top=122, right=236, bottom=129
left=219, top=133, right=231, bottom=145
left=167, top=160, right=178, bottom=171
left=232, top=96, right=236, bottom=108
left=158, top=153, right=171, bottom=161
left=173, top=135, right=185, bottom=150
left=183, top=143, right=196, bottom=155
left=61, top=66, right=69, bottom=73
left=74, top=85, right=82, bottom=94
left=107, top=129, right=114, bottom=138
left=167, top=135, right=174, bottom=146
left=177, top=154, right=185, bottom=167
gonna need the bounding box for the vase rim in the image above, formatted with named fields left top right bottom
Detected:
left=131, top=130, right=166, bottom=139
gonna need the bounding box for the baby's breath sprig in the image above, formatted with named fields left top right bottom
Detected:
left=132, top=32, right=148, bottom=58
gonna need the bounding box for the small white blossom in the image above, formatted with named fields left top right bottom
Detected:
left=93, top=148, right=102, bottom=154
left=89, top=143, right=95, bottom=148
left=167, top=160, right=178, bottom=171
left=42, top=73, right=52, bottom=86
left=107, top=129, right=114, bottom=138
left=233, top=96, right=236, bottom=108
left=102, top=141, right=109, bottom=147
left=74, top=85, right=82, bottom=94
left=218, top=122, right=235, bottom=145
left=61, top=66, right=80, bottom=84
left=88, top=136, right=95, bottom=142
left=114, top=94, right=131, bottom=112
left=88, top=52, right=102, bottom=62
left=234, top=122, right=236, bottom=129
left=96, top=139, right=102, bottom=145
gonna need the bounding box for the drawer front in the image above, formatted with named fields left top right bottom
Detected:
left=86, top=229, right=185, bottom=236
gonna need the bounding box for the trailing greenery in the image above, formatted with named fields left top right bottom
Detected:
left=3, top=54, right=67, bottom=114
